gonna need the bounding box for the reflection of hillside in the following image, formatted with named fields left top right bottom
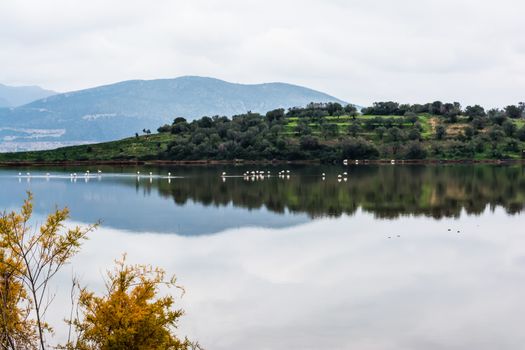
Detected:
left=152, top=165, right=525, bottom=219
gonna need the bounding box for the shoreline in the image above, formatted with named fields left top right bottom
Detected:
left=1, top=158, right=524, bottom=167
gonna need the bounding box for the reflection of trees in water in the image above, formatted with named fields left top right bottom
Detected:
left=151, top=165, right=525, bottom=219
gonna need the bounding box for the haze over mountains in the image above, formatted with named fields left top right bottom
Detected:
left=0, top=83, right=57, bottom=108
left=0, top=76, right=348, bottom=152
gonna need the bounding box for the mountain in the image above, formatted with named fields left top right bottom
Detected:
left=0, top=76, right=348, bottom=152
left=0, top=83, right=57, bottom=107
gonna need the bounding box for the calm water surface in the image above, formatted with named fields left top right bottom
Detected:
left=1, top=164, right=525, bottom=349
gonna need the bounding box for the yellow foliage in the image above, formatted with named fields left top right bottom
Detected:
left=0, top=193, right=200, bottom=350
left=0, top=192, right=97, bottom=349
left=0, top=252, right=37, bottom=349
left=65, top=255, right=199, bottom=350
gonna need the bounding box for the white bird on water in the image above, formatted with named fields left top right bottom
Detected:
left=221, top=172, right=226, bottom=177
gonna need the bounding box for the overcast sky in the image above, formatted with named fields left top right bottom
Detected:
left=0, top=0, right=523, bottom=107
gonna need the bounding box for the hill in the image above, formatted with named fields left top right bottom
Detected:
left=0, top=83, right=57, bottom=107
left=0, top=76, right=347, bottom=151
left=1, top=102, right=524, bottom=163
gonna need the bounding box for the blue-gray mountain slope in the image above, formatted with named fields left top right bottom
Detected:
left=0, top=83, right=57, bottom=107
left=0, top=76, right=347, bottom=150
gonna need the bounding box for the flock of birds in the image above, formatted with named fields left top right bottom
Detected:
left=16, top=170, right=179, bottom=183
left=217, top=159, right=399, bottom=182
left=18, top=170, right=105, bottom=183
left=18, top=170, right=103, bottom=178
left=220, top=169, right=350, bottom=182
left=16, top=159, right=403, bottom=183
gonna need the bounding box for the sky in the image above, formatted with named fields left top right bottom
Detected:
left=0, top=0, right=524, bottom=107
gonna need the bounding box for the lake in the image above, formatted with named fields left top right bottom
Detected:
left=1, top=164, right=525, bottom=349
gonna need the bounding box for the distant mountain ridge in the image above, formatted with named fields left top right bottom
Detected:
left=0, top=76, right=349, bottom=151
left=0, top=83, right=57, bottom=108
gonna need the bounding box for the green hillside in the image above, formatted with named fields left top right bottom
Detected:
left=1, top=102, right=525, bottom=163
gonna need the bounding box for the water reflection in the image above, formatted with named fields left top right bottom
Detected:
left=48, top=210, right=525, bottom=350
left=0, top=164, right=524, bottom=235
left=3, top=165, right=525, bottom=349
left=153, top=164, right=525, bottom=219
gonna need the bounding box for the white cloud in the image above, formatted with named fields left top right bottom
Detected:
left=0, top=0, right=524, bottom=107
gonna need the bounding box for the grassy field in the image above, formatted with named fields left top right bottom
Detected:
left=284, top=114, right=448, bottom=140
left=0, top=133, right=176, bottom=162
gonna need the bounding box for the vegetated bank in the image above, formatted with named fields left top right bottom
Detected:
left=1, top=101, right=525, bottom=164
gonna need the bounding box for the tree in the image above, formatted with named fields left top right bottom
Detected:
left=0, top=193, right=97, bottom=349
left=387, top=127, right=404, bottom=142
left=320, top=123, right=339, bottom=139
left=463, top=126, right=475, bottom=139
left=404, top=112, right=418, bottom=125
left=265, top=109, right=285, bottom=123
left=404, top=141, right=427, bottom=159
left=64, top=256, right=199, bottom=350
left=375, top=126, right=387, bottom=140
left=517, top=126, right=525, bottom=141
left=300, top=136, right=320, bottom=150
left=505, top=105, right=522, bottom=119
left=470, top=116, right=485, bottom=130
left=435, top=125, right=446, bottom=140
left=344, top=104, right=357, bottom=115
left=198, top=117, right=213, bottom=128
left=407, top=127, right=421, bottom=141
left=341, top=138, right=379, bottom=159
left=488, top=109, right=507, bottom=125
left=444, top=111, right=458, bottom=123
left=502, top=120, right=517, bottom=137
left=294, top=121, right=311, bottom=136
left=347, top=123, right=360, bottom=137
left=361, top=101, right=401, bottom=115
left=430, top=101, right=444, bottom=115
left=464, top=105, right=486, bottom=120
left=488, top=126, right=505, bottom=142
left=158, top=124, right=171, bottom=133
left=505, top=139, right=519, bottom=152
left=326, top=103, right=343, bottom=116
